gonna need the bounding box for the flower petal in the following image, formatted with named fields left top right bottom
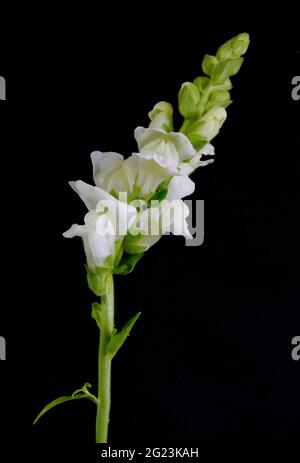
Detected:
left=84, top=231, right=115, bottom=267
left=69, top=180, right=119, bottom=211
left=171, top=132, right=195, bottom=160
left=166, top=176, right=195, bottom=201
left=200, top=143, right=215, bottom=156
left=126, top=155, right=170, bottom=197
left=134, top=126, right=166, bottom=150
left=91, top=151, right=124, bottom=188
left=62, top=223, right=84, bottom=238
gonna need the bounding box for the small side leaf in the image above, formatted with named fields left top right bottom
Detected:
left=107, top=312, right=141, bottom=358
left=72, top=382, right=93, bottom=397
left=33, top=383, right=97, bottom=425
left=33, top=394, right=89, bottom=425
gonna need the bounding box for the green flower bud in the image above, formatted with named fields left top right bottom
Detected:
left=211, top=57, right=244, bottom=85
left=148, top=101, right=174, bottom=132
left=205, top=89, right=231, bottom=112
left=216, top=32, right=250, bottom=61
left=193, top=76, right=210, bottom=93
left=186, top=107, right=227, bottom=148
left=202, top=54, right=219, bottom=76
left=178, top=82, right=200, bottom=119
left=222, top=78, right=233, bottom=90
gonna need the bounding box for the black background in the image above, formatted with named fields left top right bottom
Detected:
left=0, top=17, right=299, bottom=459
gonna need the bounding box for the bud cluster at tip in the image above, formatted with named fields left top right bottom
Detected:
left=176, top=33, right=250, bottom=149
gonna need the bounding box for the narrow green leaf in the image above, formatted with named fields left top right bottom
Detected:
left=107, top=312, right=141, bottom=357
left=33, top=382, right=97, bottom=425
left=72, top=382, right=93, bottom=397
left=33, top=394, right=93, bottom=425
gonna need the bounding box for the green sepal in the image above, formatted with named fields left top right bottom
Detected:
left=91, top=302, right=102, bottom=328
left=123, top=232, right=148, bottom=255
left=86, top=266, right=107, bottom=296
left=151, top=188, right=168, bottom=202
left=150, top=175, right=172, bottom=202
left=114, top=253, right=144, bottom=275
left=186, top=134, right=208, bottom=151
left=222, top=78, right=233, bottom=90
left=205, top=89, right=231, bottom=112
left=211, top=57, right=244, bottom=85
left=156, top=175, right=172, bottom=192
left=107, top=312, right=141, bottom=358
left=202, top=54, right=218, bottom=76
left=193, top=76, right=210, bottom=93
left=33, top=383, right=97, bottom=425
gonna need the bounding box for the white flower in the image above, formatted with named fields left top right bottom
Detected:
left=63, top=180, right=137, bottom=269
left=134, top=126, right=214, bottom=176
left=91, top=151, right=171, bottom=200
left=124, top=199, right=192, bottom=254
left=166, top=176, right=196, bottom=201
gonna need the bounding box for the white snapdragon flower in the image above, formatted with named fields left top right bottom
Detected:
left=91, top=150, right=196, bottom=202
left=91, top=151, right=171, bottom=200
left=134, top=126, right=214, bottom=176
left=124, top=199, right=192, bottom=254
left=63, top=180, right=137, bottom=270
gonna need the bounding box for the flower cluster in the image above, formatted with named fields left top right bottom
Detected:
left=63, top=33, right=249, bottom=290
left=62, top=127, right=210, bottom=281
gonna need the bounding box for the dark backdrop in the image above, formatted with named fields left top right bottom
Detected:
left=0, top=19, right=299, bottom=458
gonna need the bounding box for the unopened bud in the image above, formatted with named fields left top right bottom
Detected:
left=193, top=76, right=210, bottom=93
left=211, top=57, right=244, bottom=85
left=148, top=101, right=174, bottom=131
left=202, top=54, right=219, bottom=76
left=178, top=82, right=200, bottom=119
left=206, top=89, right=231, bottom=112
left=216, top=32, right=250, bottom=61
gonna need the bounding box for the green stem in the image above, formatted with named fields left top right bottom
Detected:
left=95, top=272, right=114, bottom=443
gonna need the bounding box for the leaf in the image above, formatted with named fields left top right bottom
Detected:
left=33, top=383, right=98, bottom=425
left=107, top=312, right=141, bottom=358
left=72, top=382, right=93, bottom=397
left=33, top=394, right=91, bottom=425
